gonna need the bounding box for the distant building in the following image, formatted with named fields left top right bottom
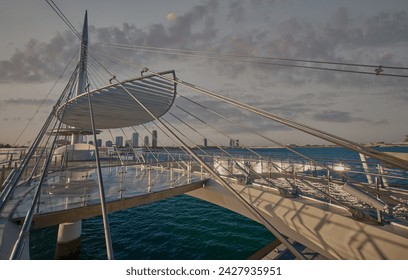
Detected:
left=125, top=140, right=132, bottom=148
left=235, top=139, right=239, bottom=147
left=115, top=136, right=123, bottom=147
left=144, top=135, right=149, bottom=147
left=132, top=132, right=139, bottom=147
left=152, top=130, right=158, bottom=148
left=203, top=138, right=208, bottom=147
left=96, top=139, right=102, bottom=147
left=229, top=139, right=235, bottom=147
left=105, top=140, right=112, bottom=147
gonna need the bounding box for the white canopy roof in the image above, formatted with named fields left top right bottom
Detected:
left=57, top=71, right=177, bottom=129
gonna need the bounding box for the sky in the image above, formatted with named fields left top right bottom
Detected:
left=1, top=0, right=408, bottom=146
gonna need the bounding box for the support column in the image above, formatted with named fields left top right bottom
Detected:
left=55, top=221, right=82, bottom=259
left=359, top=153, right=373, bottom=185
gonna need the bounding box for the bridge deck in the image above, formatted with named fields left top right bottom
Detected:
left=8, top=163, right=208, bottom=227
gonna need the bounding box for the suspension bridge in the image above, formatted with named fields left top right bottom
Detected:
left=1, top=7, right=408, bottom=260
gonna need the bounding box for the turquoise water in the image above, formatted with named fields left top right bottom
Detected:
left=28, top=146, right=408, bottom=260
left=30, top=195, right=274, bottom=260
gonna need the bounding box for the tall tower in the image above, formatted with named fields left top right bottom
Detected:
left=152, top=130, right=158, bottom=148
left=132, top=132, right=139, bottom=147
left=144, top=135, right=149, bottom=147
left=75, top=10, right=88, bottom=97
left=56, top=11, right=88, bottom=260
left=71, top=11, right=89, bottom=145
left=115, top=136, right=123, bottom=147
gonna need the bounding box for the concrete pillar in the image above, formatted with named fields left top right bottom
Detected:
left=55, top=221, right=82, bottom=259
left=71, top=133, right=83, bottom=145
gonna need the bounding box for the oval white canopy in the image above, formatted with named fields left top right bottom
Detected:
left=57, top=71, right=177, bottom=129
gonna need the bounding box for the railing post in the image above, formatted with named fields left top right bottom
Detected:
left=147, top=165, right=152, bottom=192
left=119, top=166, right=125, bottom=199
left=187, top=160, right=192, bottom=183
left=327, top=169, right=332, bottom=203
left=292, top=164, right=298, bottom=194
left=375, top=176, right=383, bottom=223
left=170, top=167, right=174, bottom=188
left=0, top=165, right=5, bottom=189
left=377, top=164, right=389, bottom=189
left=167, top=154, right=170, bottom=168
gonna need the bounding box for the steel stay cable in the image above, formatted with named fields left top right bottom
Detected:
left=89, top=47, right=408, bottom=169
left=174, top=102, right=387, bottom=214
left=94, top=46, right=408, bottom=170
left=40, top=2, right=305, bottom=259
left=180, top=94, right=408, bottom=208
left=10, top=92, right=69, bottom=259
left=90, top=47, right=408, bottom=184
left=119, top=127, right=143, bottom=164
left=178, top=95, right=377, bottom=189
left=83, top=47, right=408, bottom=190
left=148, top=121, right=194, bottom=169
left=95, top=42, right=408, bottom=71
left=142, top=68, right=408, bottom=171
left=110, top=76, right=306, bottom=260
left=107, top=129, right=125, bottom=166
left=45, top=0, right=81, bottom=39
left=169, top=111, right=289, bottom=192
left=166, top=112, right=257, bottom=179
left=133, top=126, right=162, bottom=165
left=1, top=66, right=79, bottom=212
left=13, top=49, right=80, bottom=146
left=160, top=117, right=237, bottom=179
left=141, top=124, right=183, bottom=169
left=172, top=105, right=286, bottom=173
left=95, top=43, right=408, bottom=78
left=88, top=91, right=114, bottom=260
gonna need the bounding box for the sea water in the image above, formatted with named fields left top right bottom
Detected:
left=28, top=146, right=408, bottom=259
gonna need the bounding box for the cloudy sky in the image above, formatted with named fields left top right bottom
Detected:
left=1, top=0, right=408, bottom=146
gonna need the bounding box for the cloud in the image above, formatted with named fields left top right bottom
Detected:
left=374, top=119, right=389, bottom=125
left=0, top=31, right=77, bottom=83
left=2, top=117, right=21, bottom=122
left=0, top=98, right=55, bottom=107
left=227, top=0, right=246, bottom=23
left=1, top=1, right=407, bottom=92
left=312, top=110, right=381, bottom=124
left=0, top=0, right=219, bottom=84
left=166, top=13, right=177, bottom=21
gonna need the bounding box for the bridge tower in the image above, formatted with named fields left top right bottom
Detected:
left=55, top=11, right=89, bottom=259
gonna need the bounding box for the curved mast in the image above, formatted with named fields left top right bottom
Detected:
left=71, top=11, right=88, bottom=145
left=75, top=10, right=88, bottom=97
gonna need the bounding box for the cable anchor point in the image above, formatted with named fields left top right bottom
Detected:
left=141, top=68, right=149, bottom=76
left=375, top=65, right=383, bottom=76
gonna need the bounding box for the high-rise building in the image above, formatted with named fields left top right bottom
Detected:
left=229, top=139, right=235, bottom=147
left=96, top=139, right=102, bottom=147
left=152, top=130, right=158, bottom=148
left=125, top=140, right=132, bottom=148
left=115, top=136, right=123, bottom=147
left=144, top=135, right=149, bottom=147
left=235, top=139, right=239, bottom=147
left=105, top=140, right=112, bottom=147
left=132, top=132, right=139, bottom=147
left=203, top=138, right=208, bottom=147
